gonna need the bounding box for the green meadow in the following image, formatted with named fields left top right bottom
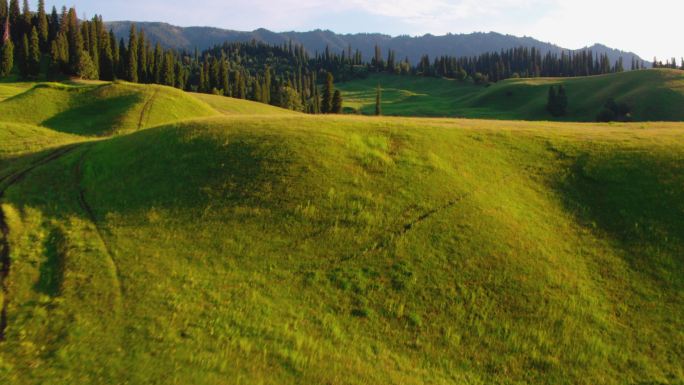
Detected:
left=338, top=68, right=684, bottom=121
left=0, top=74, right=683, bottom=384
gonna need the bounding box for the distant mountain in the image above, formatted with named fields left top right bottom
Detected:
left=106, top=21, right=647, bottom=67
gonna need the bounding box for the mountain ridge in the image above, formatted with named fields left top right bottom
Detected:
left=105, top=21, right=647, bottom=67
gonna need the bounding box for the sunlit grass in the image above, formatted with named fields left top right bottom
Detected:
left=0, top=80, right=682, bottom=384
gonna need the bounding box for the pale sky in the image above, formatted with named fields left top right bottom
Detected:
left=46, top=0, right=683, bottom=60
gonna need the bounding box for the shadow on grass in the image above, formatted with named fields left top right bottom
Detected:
left=557, top=150, right=684, bottom=288
left=43, top=93, right=142, bottom=136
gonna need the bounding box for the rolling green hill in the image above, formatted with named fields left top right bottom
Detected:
left=0, top=82, right=217, bottom=136
left=0, top=80, right=683, bottom=385
left=338, top=69, right=684, bottom=121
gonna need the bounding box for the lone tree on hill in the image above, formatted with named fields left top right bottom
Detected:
left=375, top=84, right=382, bottom=116
left=331, top=90, right=343, bottom=114
left=321, top=71, right=334, bottom=113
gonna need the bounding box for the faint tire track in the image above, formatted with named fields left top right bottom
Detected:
left=137, top=89, right=159, bottom=130
left=0, top=144, right=81, bottom=341
left=340, top=173, right=516, bottom=263
left=73, top=149, right=124, bottom=301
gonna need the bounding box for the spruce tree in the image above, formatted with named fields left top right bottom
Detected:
left=162, top=51, right=174, bottom=86
left=375, top=84, right=382, bottom=116
left=0, top=1, right=7, bottom=29
left=137, top=29, right=146, bottom=82
left=99, top=29, right=114, bottom=80
left=127, top=25, right=138, bottom=82
left=117, top=37, right=126, bottom=79
left=18, top=32, right=28, bottom=77
left=28, top=26, right=39, bottom=76
left=321, top=71, right=334, bottom=113
left=331, top=90, right=342, bottom=114
left=8, top=0, right=18, bottom=40
left=37, top=0, right=48, bottom=50
left=66, top=8, right=82, bottom=74
left=152, top=43, right=162, bottom=83
left=0, top=38, right=13, bottom=77
left=20, top=0, right=29, bottom=36
left=49, top=6, right=58, bottom=42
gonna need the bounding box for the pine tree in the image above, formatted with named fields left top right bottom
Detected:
left=375, top=84, right=382, bottom=116
left=152, top=43, right=162, bottom=83
left=127, top=24, right=138, bottom=82
left=99, top=29, right=114, bottom=80
left=66, top=8, right=82, bottom=74
left=117, top=37, right=126, bottom=79
left=48, top=6, right=58, bottom=42
left=18, top=31, right=28, bottom=77
left=162, top=51, right=174, bottom=86
left=8, top=0, right=18, bottom=40
left=0, top=1, right=7, bottom=30
left=28, top=26, right=39, bottom=76
left=20, top=0, right=29, bottom=37
left=331, top=90, right=342, bottom=114
left=137, top=29, right=146, bottom=82
left=0, top=38, right=13, bottom=77
left=321, top=71, right=334, bottom=113
left=37, top=0, right=48, bottom=51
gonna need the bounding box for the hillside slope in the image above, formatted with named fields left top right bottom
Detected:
left=0, top=82, right=217, bottom=136
left=339, top=69, right=684, bottom=121
left=0, top=83, right=682, bottom=385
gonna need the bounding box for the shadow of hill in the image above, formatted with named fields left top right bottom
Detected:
left=557, top=149, right=684, bottom=288
left=42, top=93, right=142, bottom=136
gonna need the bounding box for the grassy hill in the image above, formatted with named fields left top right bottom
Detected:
left=0, top=82, right=217, bottom=136
left=338, top=69, right=684, bottom=121
left=0, top=80, right=683, bottom=385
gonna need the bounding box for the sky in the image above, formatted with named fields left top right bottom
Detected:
left=45, top=0, right=683, bottom=60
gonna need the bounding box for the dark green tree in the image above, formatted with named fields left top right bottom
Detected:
left=8, top=0, right=19, bottom=40
left=127, top=24, right=138, bottom=82
left=18, top=32, right=28, bottom=77
left=99, top=29, right=114, bottom=80
left=77, top=52, right=97, bottom=79
left=137, top=29, right=147, bottom=82
left=321, top=71, right=334, bottom=113
left=28, top=26, right=40, bottom=76
left=331, top=89, right=342, bottom=113
left=66, top=8, right=82, bottom=74
left=37, top=0, right=49, bottom=50
left=20, top=0, right=29, bottom=36
left=0, top=38, right=13, bottom=77
left=162, top=51, right=174, bottom=86
left=0, top=1, right=8, bottom=30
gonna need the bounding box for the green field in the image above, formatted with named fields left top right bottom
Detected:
left=0, top=78, right=683, bottom=385
left=338, top=69, right=684, bottom=121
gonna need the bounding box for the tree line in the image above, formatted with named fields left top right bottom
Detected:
left=0, top=1, right=347, bottom=113
left=0, top=1, right=680, bottom=114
